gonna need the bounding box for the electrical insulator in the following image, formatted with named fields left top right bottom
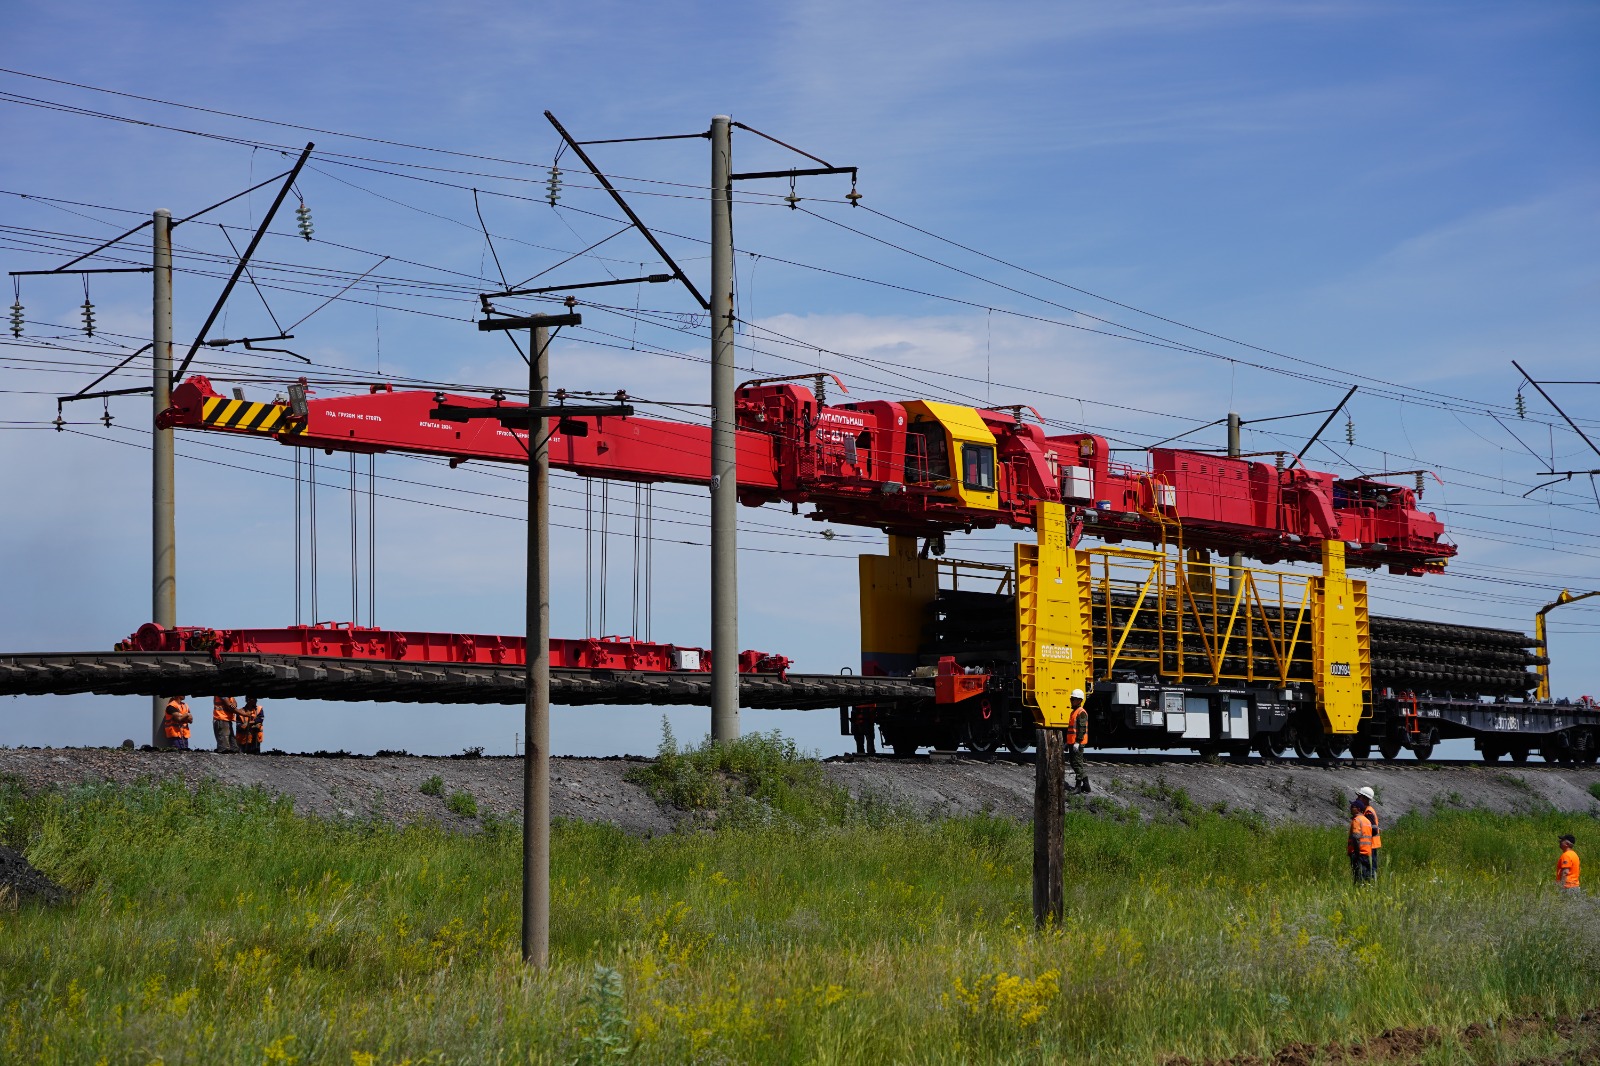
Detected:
left=8, top=300, right=22, bottom=338
left=1275, top=452, right=1285, bottom=472
left=295, top=201, right=314, bottom=241
left=52, top=411, right=64, bottom=433
left=546, top=165, right=562, bottom=207
left=1515, top=391, right=1526, bottom=418
left=80, top=298, right=96, bottom=338
left=785, top=176, right=800, bottom=210
left=1415, top=471, right=1425, bottom=498
left=1344, top=415, right=1355, bottom=445
left=846, top=179, right=862, bottom=206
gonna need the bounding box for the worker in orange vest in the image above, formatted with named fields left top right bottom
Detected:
left=212, top=695, right=239, bottom=753
left=161, top=696, right=192, bottom=750
left=1357, top=786, right=1382, bottom=880
left=1347, top=800, right=1374, bottom=884
left=1065, top=689, right=1090, bottom=794
left=1557, top=834, right=1581, bottom=891
left=236, top=698, right=264, bottom=755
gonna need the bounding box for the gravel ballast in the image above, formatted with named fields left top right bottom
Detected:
left=1, top=747, right=1597, bottom=832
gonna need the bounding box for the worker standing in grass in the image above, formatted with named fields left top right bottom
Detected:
left=1357, top=786, right=1382, bottom=880
left=1557, top=834, right=1580, bottom=891
left=1066, top=689, right=1090, bottom=794
left=236, top=698, right=263, bottom=755
left=212, top=695, right=239, bottom=753
left=1348, top=800, right=1374, bottom=884
left=162, top=696, right=192, bottom=750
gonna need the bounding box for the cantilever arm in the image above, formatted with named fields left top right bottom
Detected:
left=1534, top=589, right=1600, bottom=700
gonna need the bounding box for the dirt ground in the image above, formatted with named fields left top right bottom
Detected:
left=1169, top=1010, right=1600, bottom=1065
left=0, top=843, right=66, bottom=905
left=2, top=746, right=1598, bottom=832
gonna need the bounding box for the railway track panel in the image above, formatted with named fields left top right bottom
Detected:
left=0, top=652, right=929, bottom=711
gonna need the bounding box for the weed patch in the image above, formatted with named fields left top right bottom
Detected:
left=0, top=776, right=1596, bottom=1064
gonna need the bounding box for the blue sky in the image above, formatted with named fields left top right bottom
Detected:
left=2, top=1, right=1597, bottom=756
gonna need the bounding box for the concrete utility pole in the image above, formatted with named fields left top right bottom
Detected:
left=151, top=209, right=176, bottom=747
left=1227, top=411, right=1242, bottom=598
left=524, top=318, right=552, bottom=967
left=709, top=115, right=739, bottom=742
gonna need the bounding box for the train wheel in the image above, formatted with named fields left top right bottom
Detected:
left=1317, top=737, right=1347, bottom=762
left=1256, top=732, right=1288, bottom=761
left=1510, top=747, right=1530, bottom=764
left=963, top=700, right=1002, bottom=758
left=1292, top=727, right=1319, bottom=763
left=1004, top=716, right=1035, bottom=756
left=1379, top=736, right=1403, bottom=761
left=1480, top=742, right=1503, bottom=763
left=1348, top=740, right=1373, bottom=761
left=1412, top=737, right=1435, bottom=762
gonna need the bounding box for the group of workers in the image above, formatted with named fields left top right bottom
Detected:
left=1348, top=788, right=1582, bottom=892
left=159, top=695, right=265, bottom=754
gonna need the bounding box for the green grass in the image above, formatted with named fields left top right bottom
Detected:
left=1589, top=781, right=1600, bottom=803
left=1, top=756, right=1598, bottom=1065
left=418, top=774, right=443, bottom=797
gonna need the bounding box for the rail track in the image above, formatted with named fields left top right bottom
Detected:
left=0, top=651, right=927, bottom=710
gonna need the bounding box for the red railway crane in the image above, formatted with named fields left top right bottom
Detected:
left=160, top=373, right=1453, bottom=574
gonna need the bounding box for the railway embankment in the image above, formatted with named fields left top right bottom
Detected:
left=1, top=746, right=1597, bottom=831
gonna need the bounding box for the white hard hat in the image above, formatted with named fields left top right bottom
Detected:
left=1071, top=689, right=1085, bottom=700
left=1358, top=786, right=1375, bottom=800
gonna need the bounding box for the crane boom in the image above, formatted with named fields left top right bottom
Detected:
left=159, top=374, right=1455, bottom=573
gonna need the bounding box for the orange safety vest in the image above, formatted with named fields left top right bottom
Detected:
left=1363, top=803, right=1381, bottom=849
left=1558, top=848, right=1580, bottom=889
left=1065, top=705, right=1089, bottom=746
left=213, top=696, right=237, bottom=723
left=237, top=707, right=263, bottom=744
left=163, top=700, right=192, bottom=740
left=1348, top=812, right=1373, bottom=857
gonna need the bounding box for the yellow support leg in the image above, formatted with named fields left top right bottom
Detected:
left=1016, top=502, right=1091, bottom=727
left=1313, top=540, right=1368, bottom=735
left=859, top=534, right=937, bottom=676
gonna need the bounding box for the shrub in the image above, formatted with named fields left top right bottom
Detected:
left=626, top=718, right=855, bottom=828
left=419, top=775, right=444, bottom=797
left=445, top=790, right=478, bottom=819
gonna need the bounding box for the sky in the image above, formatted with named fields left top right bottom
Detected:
left=1, top=0, right=1596, bottom=758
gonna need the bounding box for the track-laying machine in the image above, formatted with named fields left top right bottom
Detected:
left=158, top=374, right=1597, bottom=763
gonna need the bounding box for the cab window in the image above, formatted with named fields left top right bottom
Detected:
left=962, top=443, right=996, bottom=491
left=905, top=423, right=949, bottom=483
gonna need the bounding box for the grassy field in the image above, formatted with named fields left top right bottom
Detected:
left=2, top=733, right=1598, bottom=1065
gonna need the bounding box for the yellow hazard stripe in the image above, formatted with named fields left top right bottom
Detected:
left=198, top=397, right=303, bottom=435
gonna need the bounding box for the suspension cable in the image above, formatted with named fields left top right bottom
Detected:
left=309, top=449, right=319, bottom=625
left=368, top=453, right=376, bottom=627
left=631, top=482, right=642, bottom=638
left=293, top=448, right=302, bottom=625
left=349, top=452, right=359, bottom=626
left=645, top=484, right=654, bottom=641
left=584, top=477, right=593, bottom=638
left=599, top=479, right=610, bottom=636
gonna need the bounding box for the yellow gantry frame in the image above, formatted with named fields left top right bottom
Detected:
left=861, top=504, right=1373, bottom=735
